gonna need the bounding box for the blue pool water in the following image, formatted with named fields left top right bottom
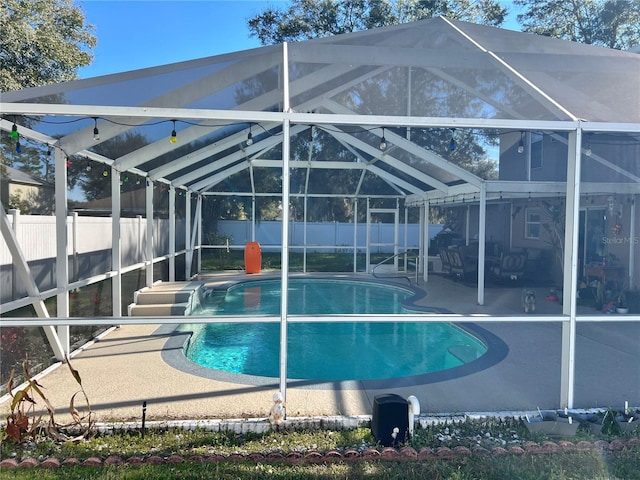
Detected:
left=184, top=279, right=488, bottom=381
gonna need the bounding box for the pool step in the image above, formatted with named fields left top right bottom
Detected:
left=128, top=281, right=205, bottom=316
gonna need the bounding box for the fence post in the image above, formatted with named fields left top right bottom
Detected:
left=9, top=209, right=19, bottom=299
left=72, top=212, right=79, bottom=283
left=135, top=215, right=142, bottom=267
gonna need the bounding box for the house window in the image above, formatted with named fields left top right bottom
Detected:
left=525, top=208, right=541, bottom=239
left=530, top=132, right=543, bottom=169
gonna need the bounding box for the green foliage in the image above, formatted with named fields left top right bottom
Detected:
left=247, top=0, right=507, bottom=45
left=1, top=0, right=96, bottom=202
left=200, top=251, right=375, bottom=273
left=244, top=0, right=503, bottom=211
left=206, top=232, right=234, bottom=263
left=515, top=0, right=640, bottom=49
left=3, top=455, right=640, bottom=480
left=0, top=0, right=96, bottom=92
left=65, top=132, right=149, bottom=203
left=2, top=424, right=639, bottom=479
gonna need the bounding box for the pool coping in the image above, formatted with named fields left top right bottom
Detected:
left=159, top=276, right=509, bottom=390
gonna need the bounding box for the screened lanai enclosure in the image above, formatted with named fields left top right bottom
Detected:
left=1, top=17, right=639, bottom=416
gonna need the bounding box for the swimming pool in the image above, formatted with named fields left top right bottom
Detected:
left=177, top=278, right=506, bottom=384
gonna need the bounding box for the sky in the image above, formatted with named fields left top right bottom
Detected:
left=77, top=0, right=521, bottom=79
left=77, top=0, right=287, bottom=78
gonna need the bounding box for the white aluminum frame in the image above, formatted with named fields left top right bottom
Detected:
left=1, top=28, right=639, bottom=411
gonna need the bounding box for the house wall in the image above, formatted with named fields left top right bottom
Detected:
left=589, top=194, right=640, bottom=290
left=442, top=204, right=509, bottom=249
left=581, top=134, right=640, bottom=184
left=5, top=182, right=54, bottom=213
left=499, top=131, right=568, bottom=182
left=508, top=194, right=640, bottom=289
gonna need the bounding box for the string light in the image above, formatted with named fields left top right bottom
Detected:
left=170, top=120, right=177, bottom=144
left=93, top=117, right=100, bottom=141
left=448, top=129, right=456, bottom=151
left=517, top=132, right=525, bottom=154
left=379, top=128, right=387, bottom=151
left=246, top=125, right=253, bottom=146
left=11, top=123, right=18, bottom=139
left=15, top=137, right=21, bottom=153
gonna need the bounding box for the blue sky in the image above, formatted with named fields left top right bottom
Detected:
left=77, top=0, right=521, bottom=79
left=77, top=0, right=285, bottom=78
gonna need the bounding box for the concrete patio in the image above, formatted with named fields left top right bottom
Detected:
left=1, top=272, right=638, bottom=426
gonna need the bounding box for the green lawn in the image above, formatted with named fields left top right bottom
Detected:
left=201, top=249, right=403, bottom=272
left=3, top=452, right=640, bottom=480
left=2, top=422, right=639, bottom=479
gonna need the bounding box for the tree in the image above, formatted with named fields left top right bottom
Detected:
left=243, top=0, right=505, bottom=223
left=0, top=0, right=95, bottom=92
left=69, top=132, right=148, bottom=202
left=514, top=0, right=640, bottom=49
left=1, top=0, right=96, bottom=212
left=248, top=0, right=507, bottom=44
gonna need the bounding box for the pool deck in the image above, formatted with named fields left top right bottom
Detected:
left=2, top=271, right=638, bottom=425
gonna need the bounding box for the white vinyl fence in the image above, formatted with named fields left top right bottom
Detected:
left=210, top=220, right=443, bottom=253
left=1, top=211, right=185, bottom=304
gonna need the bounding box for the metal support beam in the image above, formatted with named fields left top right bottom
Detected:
left=186, top=195, right=202, bottom=278
left=54, top=148, right=70, bottom=355
left=366, top=198, right=371, bottom=270
left=560, top=128, right=582, bottom=409
left=422, top=201, right=429, bottom=282
left=279, top=42, right=291, bottom=409
left=629, top=197, right=636, bottom=288
left=197, top=195, right=202, bottom=273
left=146, top=180, right=154, bottom=286
left=477, top=184, right=487, bottom=306
left=112, top=169, right=122, bottom=316
left=169, top=186, right=176, bottom=281
left=0, top=207, right=65, bottom=360
left=353, top=198, right=358, bottom=273
left=404, top=204, right=409, bottom=273
left=185, top=191, right=192, bottom=278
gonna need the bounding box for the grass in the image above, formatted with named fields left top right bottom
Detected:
left=200, top=250, right=399, bottom=272
left=2, top=420, right=639, bottom=479
left=4, top=453, right=640, bottom=480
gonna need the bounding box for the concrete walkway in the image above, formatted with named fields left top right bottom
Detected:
left=2, top=273, right=638, bottom=425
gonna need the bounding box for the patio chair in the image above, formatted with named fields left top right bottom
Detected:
left=439, top=248, right=452, bottom=275
left=448, top=248, right=477, bottom=280
left=490, top=251, right=528, bottom=282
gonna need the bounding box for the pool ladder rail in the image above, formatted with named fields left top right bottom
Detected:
left=371, top=251, right=418, bottom=285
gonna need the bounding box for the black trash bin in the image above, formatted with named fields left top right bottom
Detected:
left=371, top=393, right=409, bottom=446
